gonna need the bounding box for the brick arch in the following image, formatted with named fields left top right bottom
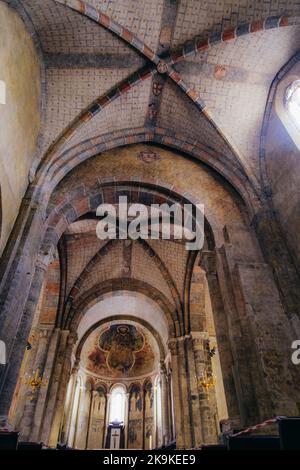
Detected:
left=168, top=15, right=296, bottom=66
left=129, top=383, right=142, bottom=391
left=63, top=237, right=183, bottom=329
left=44, top=178, right=218, bottom=251
left=67, top=277, right=178, bottom=338
left=42, top=131, right=258, bottom=219
left=143, top=377, right=153, bottom=390
left=40, top=178, right=235, bottom=337
left=39, top=138, right=261, bottom=248
left=75, top=314, right=166, bottom=363
left=93, top=382, right=108, bottom=394
left=50, top=127, right=245, bottom=185
left=183, top=250, right=199, bottom=334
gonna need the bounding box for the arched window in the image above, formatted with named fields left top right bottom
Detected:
left=109, top=386, right=126, bottom=424
left=285, top=80, right=300, bottom=130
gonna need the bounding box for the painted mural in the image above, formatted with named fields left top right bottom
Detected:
left=87, top=386, right=106, bottom=449
left=128, top=384, right=143, bottom=449
left=81, top=322, right=158, bottom=379
left=144, top=382, right=154, bottom=449
left=99, top=324, right=144, bottom=373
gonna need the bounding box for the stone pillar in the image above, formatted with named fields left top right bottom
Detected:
left=30, top=328, right=60, bottom=442
left=192, top=333, right=218, bottom=444
left=61, top=366, right=77, bottom=445
left=0, top=258, right=48, bottom=430
left=124, top=392, right=130, bottom=448
left=216, top=246, right=261, bottom=425
left=67, top=367, right=80, bottom=448
left=217, top=223, right=300, bottom=423
left=155, top=378, right=163, bottom=448
left=103, top=392, right=111, bottom=447
left=168, top=339, right=184, bottom=448
left=19, top=327, right=52, bottom=440
left=160, top=362, right=170, bottom=445
left=185, top=336, right=203, bottom=447
left=252, top=208, right=300, bottom=322
left=167, top=368, right=175, bottom=441
left=233, top=262, right=300, bottom=417
left=168, top=338, right=194, bottom=449
left=178, top=337, right=194, bottom=448
left=202, top=250, right=240, bottom=426
left=86, top=390, right=98, bottom=449
left=75, top=382, right=92, bottom=449
left=46, top=331, right=77, bottom=447
left=149, top=385, right=155, bottom=450
left=9, top=326, right=39, bottom=431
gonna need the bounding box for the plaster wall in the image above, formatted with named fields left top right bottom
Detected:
left=0, top=3, right=41, bottom=255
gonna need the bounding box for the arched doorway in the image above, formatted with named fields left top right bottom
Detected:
left=3, top=144, right=300, bottom=449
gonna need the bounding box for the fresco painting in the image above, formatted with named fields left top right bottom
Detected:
left=81, top=322, right=158, bottom=379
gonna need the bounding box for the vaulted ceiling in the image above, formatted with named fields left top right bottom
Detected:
left=7, top=0, right=300, bottom=183
left=6, top=0, right=300, bottom=335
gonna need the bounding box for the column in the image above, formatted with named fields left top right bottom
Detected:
left=30, top=328, right=60, bottom=442
left=0, top=258, right=48, bottom=430
left=124, top=392, right=130, bottom=448
left=61, top=367, right=77, bottom=445
left=168, top=338, right=194, bottom=449
left=203, top=250, right=240, bottom=426
left=160, top=362, right=170, bottom=446
left=47, top=331, right=77, bottom=447
left=104, top=392, right=111, bottom=447
left=67, top=367, right=80, bottom=448
left=86, top=390, right=98, bottom=449
left=192, top=333, right=218, bottom=444
left=19, top=327, right=52, bottom=440
left=185, top=336, right=203, bottom=447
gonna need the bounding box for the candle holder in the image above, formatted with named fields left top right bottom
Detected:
left=197, top=371, right=216, bottom=397
left=23, top=368, right=48, bottom=401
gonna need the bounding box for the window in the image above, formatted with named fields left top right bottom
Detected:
left=109, top=386, right=126, bottom=423
left=285, top=80, right=300, bottom=130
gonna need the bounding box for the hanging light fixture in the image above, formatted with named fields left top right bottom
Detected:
left=197, top=370, right=216, bottom=396
left=23, top=368, right=48, bottom=401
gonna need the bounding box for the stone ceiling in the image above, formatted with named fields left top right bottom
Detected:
left=6, top=0, right=300, bottom=338
left=50, top=143, right=247, bottom=337
left=7, top=0, right=300, bottom=182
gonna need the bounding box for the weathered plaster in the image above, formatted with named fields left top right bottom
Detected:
left=0, top=2, right=41, bottom=255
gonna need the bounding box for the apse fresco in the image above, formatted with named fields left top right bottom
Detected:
left=81, top=322, right=158, bottom=378
left=99, top=324, right=144, bottom=373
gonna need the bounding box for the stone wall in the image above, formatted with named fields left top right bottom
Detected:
left=0, top=2, right=41, bottom=255
left=265, top=63, right=300, bottom=270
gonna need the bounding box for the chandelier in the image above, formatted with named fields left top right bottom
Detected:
left=23, top=368, right=48, bottom=401
left=197, top=371, right=216, bottom=396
